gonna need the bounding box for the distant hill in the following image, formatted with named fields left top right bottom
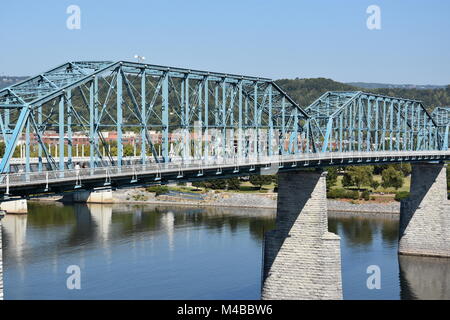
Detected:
left=2, top=75, right=449, bottom=110
left=276, top=78, right=450, bottom=109
left=347, top=82, right=446, bottom=90
left=0, top=76, right=27, bottom=89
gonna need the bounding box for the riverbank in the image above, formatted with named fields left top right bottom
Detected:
left=32, top=187, right=400, bottom=214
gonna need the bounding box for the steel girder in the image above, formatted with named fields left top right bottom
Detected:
left=304, top=91, right=445, bottom=153
left=0, top=61, right=306, bottom=174
left=431, top=106, right=450, bottom=150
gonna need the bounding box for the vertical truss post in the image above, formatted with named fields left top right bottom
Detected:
left=89, top=80, right=95, bottom=169
left=349, top=101, right=354, bottom=152
left=281, top=97, right=286, bottom=155
left=25, top=117, right=30, bottom=174
left=339, top=113, right=343, bottom=152
left=253, top=82, right=258, bottom=158
left=94, top=76, right=99, bottom=163
left=204, top=78, right=209, bottom=162
left=185, top=77, right=190, bottom=161
left=117, top=69, right=123, bottom=168
left=374, top=99, right=379, bottom=151
left=141, top=69, right=146, bottom=164
left=357, top=98, right=362, bottom=152
left=396, top=101, right=401, bottom=151
left=389, top=100, right=394, bottom=151
left=162, top=72, right=169, bottom=163
left=268, top=83, right=273, bottom=156
left=59, top=95, right=65, bottom=175
left=197, top=80, right=203, bottom=160
left=403, top=103, right=408, bottom=151
left=366, top=98, right=372, bottom=152
left=382, top=100, right=387, bottom=151
left=67, top=90, right=73, bottom=169
left=38, top=105, right=43, bottom=172
left=238, top=81, right=243, bottom=159
left=221, top=79, right=226, bottom=159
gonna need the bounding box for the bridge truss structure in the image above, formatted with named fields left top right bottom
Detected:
left=0, top=61, right=449, bottom=196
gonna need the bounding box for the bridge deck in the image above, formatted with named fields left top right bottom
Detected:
left=1, top=150, right=448, bottom=198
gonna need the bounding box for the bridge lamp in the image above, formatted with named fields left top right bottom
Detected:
left=134, top=55, right=146, bottom=63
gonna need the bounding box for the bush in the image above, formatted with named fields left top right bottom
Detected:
left=361, top=190, right=370, bottom=201
left=327, top=188, right=359, bottom=200
left=395, top=191, right=410, bottom=202
left=226, top=178, right=241, bottom=190
left=146, top=185, right=169, bottom=196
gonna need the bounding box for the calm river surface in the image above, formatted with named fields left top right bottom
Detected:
left=2, top=202, right=450, bottom=300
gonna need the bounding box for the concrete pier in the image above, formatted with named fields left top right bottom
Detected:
left=0, top=199, right=28, bottom=214
left=64, top=188, right=114, bottom=204
left=399, top=163, right=450, bottom=257
left=0, top=210, right=5, bottom=300
left=261, top=170, right=342, bottom=300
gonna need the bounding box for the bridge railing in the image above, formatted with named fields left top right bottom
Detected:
left=0, top=150, right=449, bottom=190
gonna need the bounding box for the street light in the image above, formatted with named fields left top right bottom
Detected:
left=134, top=55, right=146, bottom=63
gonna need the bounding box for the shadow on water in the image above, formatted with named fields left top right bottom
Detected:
left=2, top=203, right=450, bottom=299
left=399, top=255, right=450, bottom=300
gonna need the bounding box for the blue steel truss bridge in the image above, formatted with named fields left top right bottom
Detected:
left=0, top=61, right=449, bottom=197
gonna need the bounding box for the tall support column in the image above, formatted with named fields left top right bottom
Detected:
left=399, top=163, right=450, bottom=257
left=237, top=81, right=243, bottom=159
left=253, top=82, right=258, bottom=158
left=89, top=80, right=95, bottom=169
left=222, top=80, right=226, bottom=159
left=262, top=170, right=342, bottom=300
left=161, top=72, right=169, bottom=163
left=67, top=91, right=73, bottom=169
left=268, top=84, right=273, bottom=157
left=59, top=96, right=65, bottom=174
left=37, top=105, right=43, bottom=172
left=204, top=78, right=209, bottom=162
left=141, top=70, right=147, bottom=164
left=25, top=118, right=30, bottom=174
left=116, top=70, right=123, bottom=168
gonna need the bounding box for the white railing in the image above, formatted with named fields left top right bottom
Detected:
left=1, top=150, right=449, bottom=189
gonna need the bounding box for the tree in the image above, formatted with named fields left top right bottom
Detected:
left=370, top=180, right=380, bottom=191
left=342, top=166, right=374, bottom=189
left=381, top=166, right=404, bottom=190
left=325, top=167, right=338, bottom=191
left=226, top=178, right=241, bottom=190
left=249, top=174, right=272, bottom=189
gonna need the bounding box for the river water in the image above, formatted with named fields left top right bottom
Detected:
left=2, top=202, right=450, bottom=300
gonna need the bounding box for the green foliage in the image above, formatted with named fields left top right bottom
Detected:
left=249, top=174, right=273, bottom=189
left=325, top=167, right=338, bottom=191
left=447, top=165, right=450, bottom=191
left=226, top=178, right=241, bottom=190
left=146, top=185, right=169, bottom=196
left=361, top=190, right=370, bottom=201
left=381, top=167, right=404, bottom=190
left=342, top=166, right=374, bottom=189
left=276, top=79, right=450, bottom=111
left=192, top=181, right=205, bottom=188
left=370, top=180, right=380, bottom=191
left=202, top=179, right=226, bottom=190
left=395, top=191, right=410, bottom=202
left=327, top=188, right=359, bottom=200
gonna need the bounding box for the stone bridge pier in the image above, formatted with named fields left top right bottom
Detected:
left=63, top=187, right=113, bottom=204
left=0, top=210, right=5, bottom=300
left=261, top=170, right=342, bottom=300
left=399, top=162, right=450, bottom=257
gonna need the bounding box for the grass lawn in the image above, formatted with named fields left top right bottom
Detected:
left=334, top=174, right=411, bottom=193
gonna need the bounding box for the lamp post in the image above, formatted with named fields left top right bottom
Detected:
left=134, top=55, right=146, bottom=63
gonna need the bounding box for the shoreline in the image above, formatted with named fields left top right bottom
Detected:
left=32, top=188, right=401, bottom=215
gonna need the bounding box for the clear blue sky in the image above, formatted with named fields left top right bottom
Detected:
left=1, top=0, right=449, bottom=85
